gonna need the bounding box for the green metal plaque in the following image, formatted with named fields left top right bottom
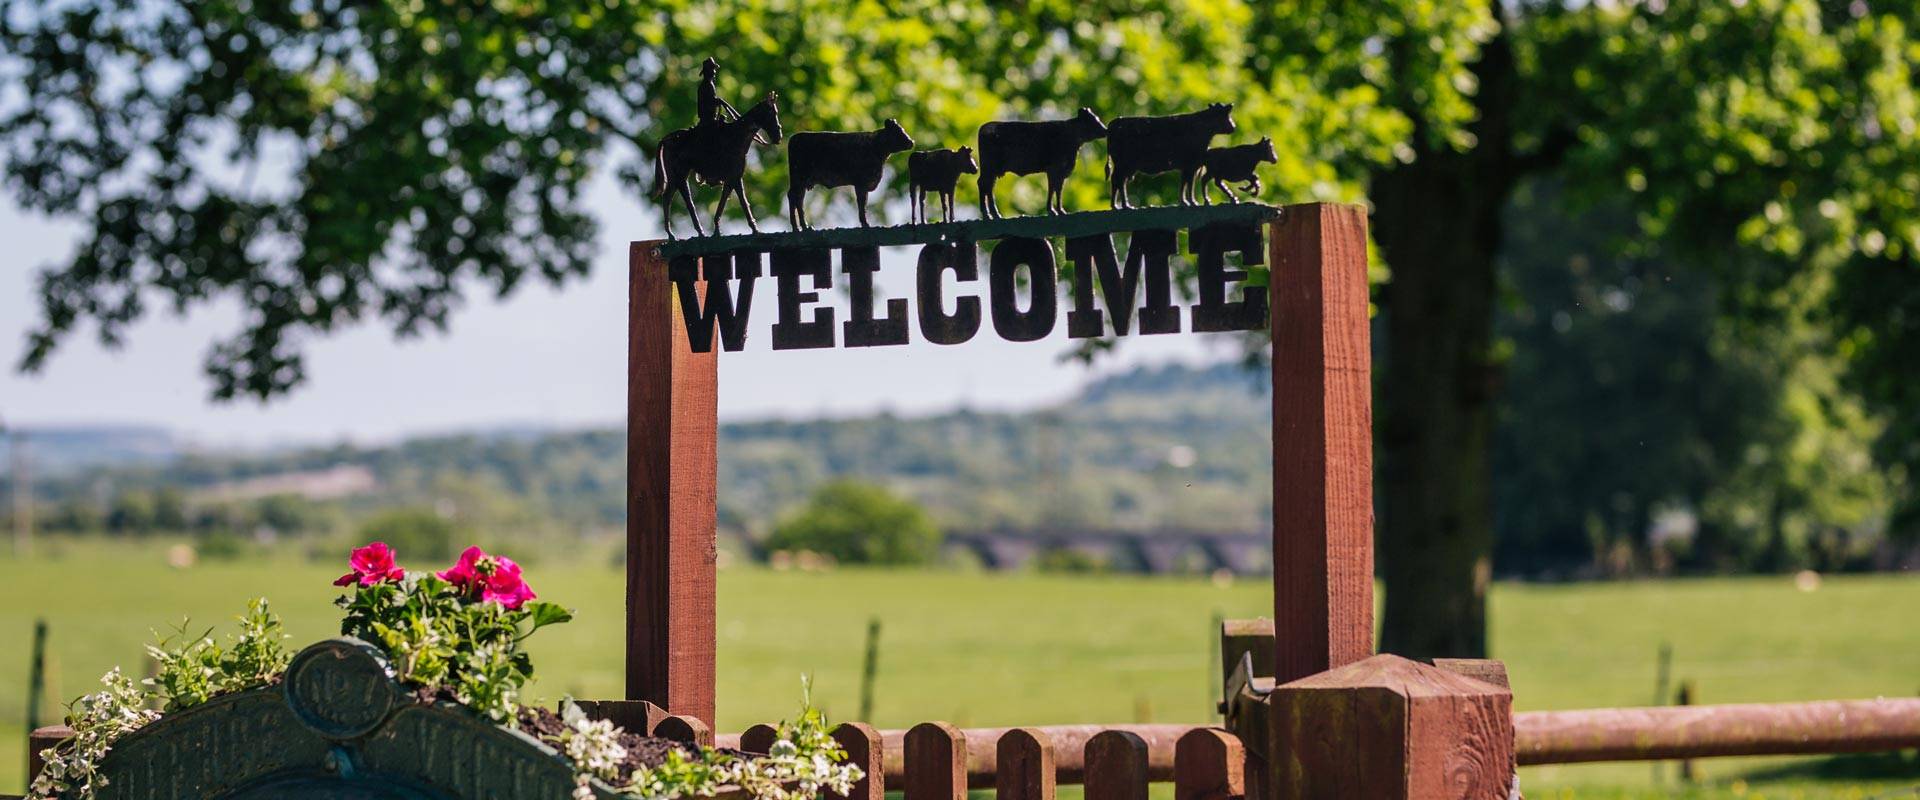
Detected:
left=89, top=638, right=620, bottom=799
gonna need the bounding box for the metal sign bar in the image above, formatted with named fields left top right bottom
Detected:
left=656, top=202, right=1280, bottom=260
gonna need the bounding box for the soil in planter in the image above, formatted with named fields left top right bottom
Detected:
left=518, top=706, right=742, bottom=784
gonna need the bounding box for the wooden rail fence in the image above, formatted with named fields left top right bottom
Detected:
left=1515, top=698, right=1920, bottom=765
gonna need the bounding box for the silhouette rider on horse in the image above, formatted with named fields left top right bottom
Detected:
left=697, top=57, right=765, bottom=144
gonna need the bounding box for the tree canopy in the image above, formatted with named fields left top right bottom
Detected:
left=5, top=0, right=1919, bottom=655
left=0, top=0, right=1453, bottom=397
left=1494, top=179, right=1891, bottom=576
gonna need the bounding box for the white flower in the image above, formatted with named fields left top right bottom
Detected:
left=548, top=699, right=630, bottom=784
left=28, top=669, right=162, bottom=800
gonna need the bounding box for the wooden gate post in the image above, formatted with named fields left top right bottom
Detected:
left=1268, top=202, right=1374, bottom=685
left=628, top=241, right=719, bottom=726
left=1264, top=206, right=1516, bottom=799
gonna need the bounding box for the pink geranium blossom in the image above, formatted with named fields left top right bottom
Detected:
left=334, top=541, right=406, bottom=587
left=438, top=545, right=536, bottom=609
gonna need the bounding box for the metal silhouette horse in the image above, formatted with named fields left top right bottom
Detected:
left=652, top=93, right=783, bottom=238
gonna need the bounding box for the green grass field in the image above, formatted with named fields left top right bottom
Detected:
left=1, top=541, right=1915, bottom=797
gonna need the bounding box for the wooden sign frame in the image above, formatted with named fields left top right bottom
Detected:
left=626, top=202, right=1373, bottom=726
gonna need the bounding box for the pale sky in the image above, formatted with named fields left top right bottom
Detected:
left=0, top=171, right=1236, bottom=446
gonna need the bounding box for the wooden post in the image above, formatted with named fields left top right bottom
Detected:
left=996, top=728, right=1056, bottom=800
left=627, top=241, right=719, bottom=726
left=1675, top=681, right=1696, bottom=782
left=1269, top=654, right=1513, bottom=799
left=859, top=616, right=882, bottom=722
left=1268, top=203, right=1374, bottom=686
left=26, top=620, right=47, bottom=748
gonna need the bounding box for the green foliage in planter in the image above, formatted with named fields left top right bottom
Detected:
left=27, top=668, right=158, bottom=799
left=144, top=598, right=291, bottom=712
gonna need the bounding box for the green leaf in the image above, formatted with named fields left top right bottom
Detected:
left=522, top=602, right=574, bottom=631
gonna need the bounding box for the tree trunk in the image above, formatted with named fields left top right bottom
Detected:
left=1371, top=25, right=1526, bottom=659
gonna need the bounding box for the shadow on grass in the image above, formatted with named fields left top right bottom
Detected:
left=1735, top=749, right=1920, bottom=786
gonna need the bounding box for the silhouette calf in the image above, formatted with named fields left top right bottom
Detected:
left=907, top=147, right=978, bottom=223
left=1199, top=137, right=1277, bottom=204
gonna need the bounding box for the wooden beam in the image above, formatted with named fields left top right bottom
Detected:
left=1515, top=698, right=1920, bottom=765
left=1267, top=203, right=1374, bottom=685
left=628, top=240, right=719, bottom=725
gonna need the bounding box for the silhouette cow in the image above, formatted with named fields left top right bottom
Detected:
left=977, top=108, right=1108, bottom=218
left=1105, top=103, right=1235, bottom=208
left=1199, top=137, right=1278, bottom=204
left=907, top=147, right=977, bottom=224
left=787, top=119, right=914, bottom=229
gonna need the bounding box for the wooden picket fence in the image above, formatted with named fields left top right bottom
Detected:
left=658, top=717, right=1244, bottom=800
left=682, top=696, right=1920, bottom=799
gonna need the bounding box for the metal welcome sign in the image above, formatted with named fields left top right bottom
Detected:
left=625, top=60, right=1371, bottom=741
left=647, top=58, right=1282, bottom=355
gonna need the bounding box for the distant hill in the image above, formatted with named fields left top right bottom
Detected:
left=0, top=424, right=178, bottom=477
left=18, top=361, right=1275, bottom=537
left=720, top=360, right=1272, bottom=533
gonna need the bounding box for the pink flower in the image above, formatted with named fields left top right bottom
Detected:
left=438, top=545, right=536, bottom=609
left=334, top=541, right=406, bottom=587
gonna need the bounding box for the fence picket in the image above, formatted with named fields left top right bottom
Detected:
left=905, top=721, right=966, bottom=800
left=740, top=723, right=778, bottom=755
left=576, top=699, right=668, bottom=735
left=995, top=727, right=1056, bottom=800
left=1085, top=730, right=1149, bottom=800
left=833, top=722, right=884, bottom=800
left=1174, top=729, right=1244, bottom=800
left=655, top=714, right=713, bottom=747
